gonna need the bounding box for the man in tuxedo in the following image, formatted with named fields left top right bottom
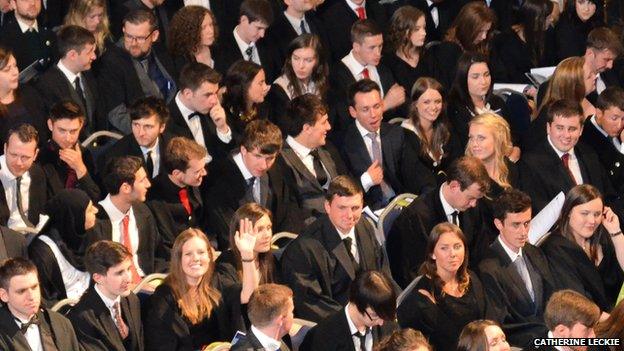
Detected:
left=319, top=0, right=387, bottom=61
left=386, top=156, right=490, bottom=288
left=103, top=97, right=172, bottom=180
left=478, top=189, right=555, bottom=348
left=98, top=9, right=177, bottom=134
left=35, top=25, right=103, bottom=137
left=300, top=270, right=398, bottom=351
left=165, top=62, right=236, bottom=160
left=110, top=0, right=172, bottom=44
left=147, top=137, right=209, bottom=250
left=266, top=0, right=325, bottom=68
left=214, top=0, right=278, bottom=80
left=581, top=87, right=624, bottom=195
left=277, top=94, right=348, bottom=222
left=0, top=0, right=54, bottom=71
left=281, top=176, right=394, bottom=322
left=0, top=124, right=47, bottom=232
left=540, top=290, right=600, bottom=351
left=340, top=79, right=434, bottom=210
left=231, top=283, right=294, bottom=351
left=330, top=21, right=405, bottom=142
left=38, top=101, right=101, bottom=202
left=206, top=119, right=303, bottom=249
left=89, top=155, right=169, bottom=284
left=0, top=257, right=81, bottom=350
left=69, top=240, right=144, bottom=351
left=519, top=99, right=618, bottom=214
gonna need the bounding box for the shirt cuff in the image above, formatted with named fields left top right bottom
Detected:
left=217, top=127, right=232, bottom=143
left=360, top=172, right=373, bottom=192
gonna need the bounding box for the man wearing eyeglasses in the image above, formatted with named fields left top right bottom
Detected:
left=97, top=8, right=177, bottom=134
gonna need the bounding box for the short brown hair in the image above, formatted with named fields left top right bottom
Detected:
left=0, top=258, right=37, bottom=290
left=179, top=62, right=221, bottom=91
left=247, top=284, right=293, bottom=327
left=375, top=328, right=432, bottom=351
left=546, top=99, right=584, bottom=124
left=446, top=156, right=490, bottom=193
left=493, top=188, right=532, bottom=221
left=129, top=96, right=169, bottom=124
left=587, top=27, right=623, bottom=56
left=85, top=240, right=132, bottom=276
left=49, top=100, right=85, bottom=122
left=239, top=0, right=273, bottom=25
left=164, top=137, right=208, bottom=173
left=6, top=123, right=39, bottom=145
left=123, top=8, right=157, bottom=31
left=351, top=19, right=382, bottom=44
left=544, top=290, right=600, bottom=331
left=57, top=25, right=96, bottom=57
left=325, top=175, right=363, bottom=202
left=349, top=270, right=397, bottom=321
left=596, top=87, right=624, bottom=112
left=103, top=156, right=143, bottom=195
left=241, top=119, right=282, bottom=154
left=284, top=93, right=328, bottom=137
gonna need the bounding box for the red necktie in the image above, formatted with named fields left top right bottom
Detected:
left=561, top=153, right=577, bottom=185
left=113, top=301, right=129, bottom=339
left=361, top=68, right=370, bottom=79
left=178, top=188, right=192, bottom=215
left=121, top=215, right=141, bottom=284
left=355, top=6, right=366, bottom=20
left=65, top=168, right=77, bottom=188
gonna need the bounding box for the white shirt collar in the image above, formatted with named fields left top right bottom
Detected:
left=546, top=331, right=564, bottom=351
left=497, top=235, right=523, bottom=262
left=57, top=60, right=80, bottom=85
left=286, top=136, right=313, bottom=158
left=590, top=115, right=610, bottom=138
left=233, top=152, right=254, bottom=181
left=175, top=92, right=197, bottom=119
left=0, top=155, right=19, bottom=181
left=547, top=135, right=577, bottom=159
left=342, top=51, right=368, bottom=77
left=233, top=26, right=254, bottom=49
left=139, top=137, right=159, bottom=155
left=15, top=16, right=38, bottom=33
left=345, top=0, right=366, bottom=12
left=335, top=224, right=356, bottom=240
left=94, top=283, right=121, bottom=310
left=355, top=120, right=378, bottom=138
left=344, top=303, right=361, bottom=335
left=99, top=194, right=134, bottom=223
left=250, top=325, right=281, bottom=351
left=439, top=185, right=459, bottom=217
left=283, top=10, right=304, bottom=26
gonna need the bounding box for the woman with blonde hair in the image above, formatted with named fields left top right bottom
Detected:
left=466, top=113, right=517, bottom=192
left=397, top=223, right=490, bottom=350
left=64, top=0, right=112, bottom=55
left=145, top=228, right=255, bottom=350
left=167, top=6, right=219, bottom=71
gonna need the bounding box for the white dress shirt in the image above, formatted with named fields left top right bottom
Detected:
left=57, top=60, right=82, bottom=91
left=184, top=0, right=210, bottom=9
left=355, top=120, right=381, bottom=192
left=335, top=226, right=359, bottom=263
left=439, top=185, right=460, bottom=226
left=547, top=136, right=584, bottom=184
left=250, top=325, right=282, bottom=351
left=345, top=303, right=372, bottom=351
left=15, top=16, right=38, bottom=33
left=14, top=315, right=43, bottom=351
left=283, top=11, right=308, bottom=36
left=345, top=0, right=367, bottom=17
left=37, top=235, right=90, bottom=300
left=94, top=283, right=122, bottom=324
left=140, top=138, right=160, bottom=178
left=99, top=195, right=145, bottom=276
left=426, top=0, right=439, bottom=27
left=233, top=26, right=261, bottom=65
left=0, top=155, right=31, bottom=230
left=286, top=136, right=328, bottom=185
left=341, top=51, right=385, bottom=97
left=233, top=152, right=261, bottom=203
left=590, top=115, right=624, bottom=153
left=175, top=93, right=232, bottom=150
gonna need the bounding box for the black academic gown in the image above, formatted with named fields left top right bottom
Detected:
left=0, top=163, right=47, bottom=227
left=230, top=327, right=290, bottom=351
left=0, top=226, right=27, bottom=260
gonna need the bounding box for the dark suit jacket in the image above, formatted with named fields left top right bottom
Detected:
left=231, top=329, right=290, bottom=351
left=68, top=285, right=144, bottom=351
left=319, top=0, right=388, bottom=61
left=100, top=132, right=173, bottom=179
left=0, top=12, right=54, bottom=71
left=580, top=118, right=624, bottom=195
left=0, top=306, right=81, bottom=351
left=277, top=141, right=348, bottom=220
left=300, top=307, right=397, bottom=351
left=281, top=215, right=394, bottom=322
left=34, top=65, right=104, bottom=135
left=394, top=0, right=460, bottom=42
left=266, top=11, right=326, bottom=69
left=205, top=154, right=305, bottom=250
left=89, top=202, right=170, bottom=274
left=165, top=99, right=238, bottom=161
left=386, top=187, right=485, bottom=288
left=0, top=226, right=27, bottom=260
left=340, top=122, right=435, bottom=209
left=518, top=140, right=618, bottom=214
left=478, top=240, right=554, bottom=348
left=0, top=163, right=47, bottom=227
left=214, top=30, right=279, bottom=80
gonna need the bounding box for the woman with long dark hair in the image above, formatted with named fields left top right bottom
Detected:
left=397, top=223, right=490, bottom=350
left=457, top=320, right=511, bottom=351
left=555, top=0, right=604, bottom=61
left=541, top=184, right=624, bottom=312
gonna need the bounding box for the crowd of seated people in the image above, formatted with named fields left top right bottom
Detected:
left=1, top=0, right=624, bottom=350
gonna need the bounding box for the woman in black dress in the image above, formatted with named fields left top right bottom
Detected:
left=554, top=0, right=604, bottom=61
left=145, top=228, right=255, bottom=350
left=541, top=184, right=624, bottom=312
left=267, top=34, right=328, bottom=132
left=167, top=6, right=219, bottom=72
left=401, top=77, right=461, bottom=181
left=222, top=60, right=270, bottom=135
left=29, top=189, right=98, bottom=304
left=397, top=222, right=491, bottom=351
left=382, top=6, right=428, bottom=96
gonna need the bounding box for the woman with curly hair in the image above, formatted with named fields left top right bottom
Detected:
left=222, top=60, right=270, bottom=135
left=267, top=34, right=328, bottom=128
left=381, top=6, right=428, bottom=95
left=168, top=6, right=219, bottom=71
left=64, top=0, right=113, bottom=55
left=397, top=222, right=490, bottom=351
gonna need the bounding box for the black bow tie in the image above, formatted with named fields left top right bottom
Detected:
left=18, top=314, right=40, bottom=334
left=428, top=2, right=438, bottom=10
left=188, top=112, right=202, bottom=120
